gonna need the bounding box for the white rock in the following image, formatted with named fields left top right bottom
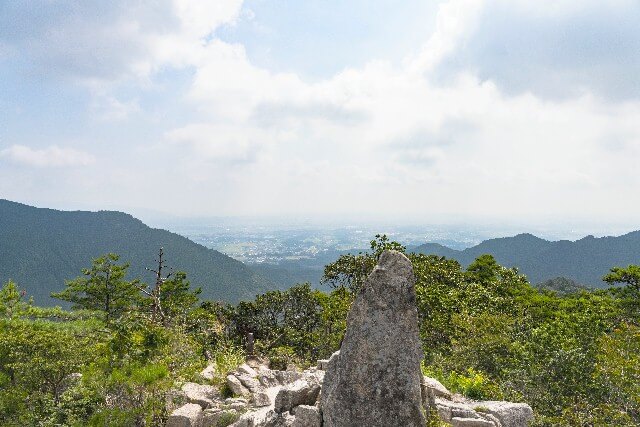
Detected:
left=167, top=403, right=203, bottom=427
left=424, top=376, right=451, bottom=399
left=181, top=382, right=220, bottom=409
left=200, top=364, right=216, bottom=382
left=236, top=372, right=262, bottom=393
left=238, top=363, right=258, bottom=377
left=230, top=402, right=248, bottom=411
left=257, top=371, right=280, bottom=388
left=231, top=410, right=282, bottom=427
left=473, top=401, right=533, bottom=427
left=274, top=370, right=305, bottom=386
left=227, top=374, right=251, bottom=397
left=435, top=398, right=479, bottom=422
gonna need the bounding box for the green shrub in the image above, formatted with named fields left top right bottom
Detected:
left=267, top=346, right=298, bottom=371
left=212, top=345, right=245, bottom=385
left=445, top=368, right=502, bottom=401
left=217, top=410, right=240, bottom=426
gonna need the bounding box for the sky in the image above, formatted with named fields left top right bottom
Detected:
left=1, top=0, right=639, bottom=227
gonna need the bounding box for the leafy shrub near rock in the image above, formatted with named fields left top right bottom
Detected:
left=267, top=346, right=299, bottom=371
left=445, top=368, right=503, bottom=401
left=425, top=407, right=449, bottom=427
left=212, top=346, right=245, bottom=387
left=216, top=410, right=240, bottom=427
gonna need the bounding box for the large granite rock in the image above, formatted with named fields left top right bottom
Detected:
left=274, top=377, right=321, bottom=413
left=320, top=250, right=426, bottom=427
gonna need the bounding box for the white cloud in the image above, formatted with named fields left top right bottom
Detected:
left=0, top=145, right=95, bottom=168
left=0, top=0, right=243, bottom=83
left=165, top=123, right=271, bottom=162
left=88, top=91, right=141, bottom=121
left=428, top=0, right=640, bottom=100
left=148, top=0, right=640, bottom=218
left=3, top=0, right=640, bottom=221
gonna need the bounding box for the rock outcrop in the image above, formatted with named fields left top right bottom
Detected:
left=168, top=250, right=534, bottom=427
left=320, top=250, right=426, bottom=427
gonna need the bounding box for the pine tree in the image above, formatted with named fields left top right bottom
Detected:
left=51, top=253, right=140, bottom=324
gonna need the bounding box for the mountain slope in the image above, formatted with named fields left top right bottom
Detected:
left=0, top=199, right=273, bottom=305
left=413, top=232, right=640, bottom=287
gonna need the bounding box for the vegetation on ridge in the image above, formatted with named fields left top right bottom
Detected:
left=0, top=199, right=272, bottom=305
left=0, top=235, right=639, bottom=426
left=414, top=231, right=640, bottom=288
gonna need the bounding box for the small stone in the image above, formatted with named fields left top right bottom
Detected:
left=252, top=391, right=271, bottom=407
left=200, top=364, right=217, bottom=382
left=236, top=372, right=262, bottom=393
left=229, top=401, right=247, bottom=411
left=237, top=363, right=258, bottom=377
left=167, top=403, right=203, bottom=427
left=181, top=382, right=221, bottom=409
left=274, top=370, right=304, bottom=386
left=424, top=376, right=451, bottom=399
left=227, top=375, right=251, bottom=397
left=292, top=405, right=321, bottom=427
left=231, top=410, right=281, bottom=427
left=257, top=371, right=280, bottom=388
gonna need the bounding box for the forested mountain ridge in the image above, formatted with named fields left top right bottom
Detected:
left=414, top=231, right=640, bottom=287
left=0, top=199, right=272, bottom=305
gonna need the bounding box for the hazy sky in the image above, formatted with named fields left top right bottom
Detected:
left=1, top=0, right=639, bottom=225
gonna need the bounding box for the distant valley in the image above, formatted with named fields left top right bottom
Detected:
left=2, top=199, right=639, bottom=306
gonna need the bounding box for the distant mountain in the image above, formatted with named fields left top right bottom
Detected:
left=0, top=200, right=273, bottom=305
left=413, top=232, right=640, bottom=287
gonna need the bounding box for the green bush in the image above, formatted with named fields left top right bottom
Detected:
left=445, top=368, right=502, bottom=401
left=267, top=346, right=298, bottom=371
left=217, top=410, right=240, bottom=427
left=212, top=345, right=245, bottom=383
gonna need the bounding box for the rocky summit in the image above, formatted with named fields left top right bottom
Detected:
left=320, top=250, right=426, bottom=427
left=167, top=250, right=533, bottom=427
